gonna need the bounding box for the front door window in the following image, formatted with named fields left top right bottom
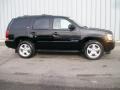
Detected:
left=53, top=18, right=71, bottom=29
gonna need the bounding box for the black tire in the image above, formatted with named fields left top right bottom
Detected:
left=83, top=40, right=104, bottom=60
left=17, top=40, right=35, bottom=58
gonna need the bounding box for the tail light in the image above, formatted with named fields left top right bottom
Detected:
left=6, top=30, right=9, bottom=40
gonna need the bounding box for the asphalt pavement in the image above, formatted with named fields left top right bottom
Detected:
left=0, top=46, right=120, bottom=90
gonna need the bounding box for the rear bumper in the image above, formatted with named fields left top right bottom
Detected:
left=5, top=40, right=15, bottom=49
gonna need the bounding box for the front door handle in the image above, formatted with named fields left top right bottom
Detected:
left=53, top=32, right=58, bottom=35
left=52, top=32, right=60, bottom=38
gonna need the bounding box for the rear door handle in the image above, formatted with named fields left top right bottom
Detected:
left=31, top=32, right=36, bottom=37
left=31, top=32, right=35, bottom=35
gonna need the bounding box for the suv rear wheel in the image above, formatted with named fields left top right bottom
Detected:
left=84, top=40, right=104, bottom=60
left=17, top=41, right=35, bottom=58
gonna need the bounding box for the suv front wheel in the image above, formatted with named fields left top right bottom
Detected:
left=84, top=40, right=104, bottom=60
left=17, top=41, right=35, bottom=58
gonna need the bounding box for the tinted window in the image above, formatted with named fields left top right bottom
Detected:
left=11, top=18, right=31, bottom=29
left=33, top=18, right=50, bottom=29
left=53, top=18, right=71, bottom=29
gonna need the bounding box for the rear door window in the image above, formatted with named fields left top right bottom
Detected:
left=33, top=18, right=50, bottom=30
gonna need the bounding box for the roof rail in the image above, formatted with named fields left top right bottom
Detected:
left=42, top=14, right=47, bottom=16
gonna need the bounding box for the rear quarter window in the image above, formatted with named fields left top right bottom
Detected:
left=11, top=18, right=31, bottom=29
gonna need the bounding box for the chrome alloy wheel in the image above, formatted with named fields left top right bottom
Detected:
left=87, top=44, right=101, bottom=59
left=19, top=44, right=31, bottom=57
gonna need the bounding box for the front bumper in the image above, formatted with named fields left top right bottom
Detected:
left=5, top=40, right=15, bottom=49
left=104, top=41, right=115, bottom=52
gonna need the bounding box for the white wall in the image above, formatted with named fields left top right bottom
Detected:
left=0, top=0, right=120, bottom=40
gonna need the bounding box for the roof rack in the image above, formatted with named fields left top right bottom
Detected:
left=42, top=14, right=47, bottom=16
left=16, top=14, right=68, bottom=19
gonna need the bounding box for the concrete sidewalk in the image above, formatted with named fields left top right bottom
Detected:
left=0, top=46, right=120, bottom=89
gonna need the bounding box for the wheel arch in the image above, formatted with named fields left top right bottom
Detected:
left=80, top=37, right=105, bottom=51
left=14, top=36, right=35, bottom=48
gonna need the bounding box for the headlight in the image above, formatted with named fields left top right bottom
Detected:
left=106, top=34, right=113, bottom=41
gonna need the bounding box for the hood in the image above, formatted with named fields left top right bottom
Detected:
left=89, top=28, right=112, bottom=34
left=81, top=26, right=113, bottom=34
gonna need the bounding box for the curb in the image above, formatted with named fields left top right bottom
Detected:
left=115, top=41, right=120, bottom=46
left=0, top=42, right=5, bottom=46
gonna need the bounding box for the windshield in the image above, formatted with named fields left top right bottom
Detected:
left=70, top=18, right=88, bottom=28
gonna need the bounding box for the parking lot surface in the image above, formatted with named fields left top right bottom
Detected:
left=0, top=46, right=120, bottom=90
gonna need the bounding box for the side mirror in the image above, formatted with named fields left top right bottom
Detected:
left=68, top=24, right=75, bottom=31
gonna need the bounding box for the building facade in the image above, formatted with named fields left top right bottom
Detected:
left=0, top=0, right=120, bottom=41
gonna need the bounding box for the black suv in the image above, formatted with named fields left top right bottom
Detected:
left=5, top=15, right=115, bottom=60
